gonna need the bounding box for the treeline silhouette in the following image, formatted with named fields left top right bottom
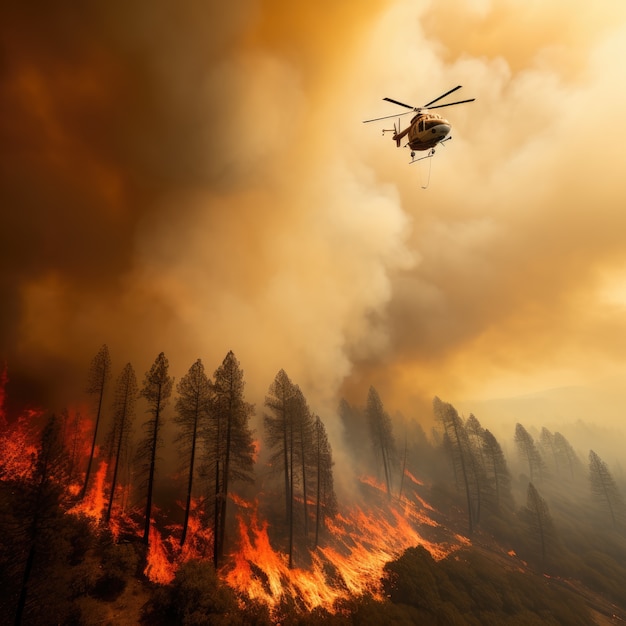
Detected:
left=1, top=348, right=625, bottom=624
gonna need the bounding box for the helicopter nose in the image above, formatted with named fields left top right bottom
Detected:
left=431, top=123, right=451, bottom=138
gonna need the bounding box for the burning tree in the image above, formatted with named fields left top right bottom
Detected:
left=206, top=351, right=256, bottom=567
left=366, top=386, right=397, bottom=499
left=174, top=358, right=212, bottom=547
left=105, top=363, right=137, bottom=524
left=82, top=344, right=111, bottom=499
left=137, top=352, right=173, bottom=546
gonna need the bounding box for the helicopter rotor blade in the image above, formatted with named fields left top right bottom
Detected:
left=363, top=110, right=413, bottom=123
left=427, top=98, right=475, bottom=110
left=422, top=85, right=463, bottom=108
left=383, top=97, right=416, bottom=110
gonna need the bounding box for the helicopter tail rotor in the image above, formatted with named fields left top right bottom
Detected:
left=394, top=118, right=401, bottom=146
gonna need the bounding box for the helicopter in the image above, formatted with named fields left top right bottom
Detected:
left=363, top=85, right=474, bottom=163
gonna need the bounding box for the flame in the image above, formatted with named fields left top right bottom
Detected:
left=404, top=468, right=424, bottom=487
left=0, top=410, right=42, bottom=481
left=225, top=487, right=465, bottom=615
left=1, top=379, right=469, bottom=616
left=145, top=524, right=176, bottom=584
left=69, top=461, right=108, bottom=521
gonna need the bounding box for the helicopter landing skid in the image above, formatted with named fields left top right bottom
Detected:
left=410, top=148, right=435, bottom=164
left=409, top=136, right=452, bottom=164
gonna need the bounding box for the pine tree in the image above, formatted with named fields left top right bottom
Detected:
left=264, top=371, right=315, bottom=567
left=138, top=352, right=173, bottom=546
left=554, top=432, right=583, bottom=480
left=82, top=344, right=111, bottom=499
left=209, top=351, right=255, bottom=566
left=366, top=386, right=397, bottom=499
left=514, top=423, right=545, bottom=482
left=14, top=414, right=68, bottom=625
left=313, top=415, right=337, bottom=547
left=174, top=359, right=211, bottom=547
left=105, top=363, right=137, bottom=524
left=524, top=482, right=554, bottom=562
left=463, top=413, right=486, bottom=525
left=539, top=427, right=559, bottom=476
left=589, top=449, right=624, bottom=529
left=433, top=397, right=477, bottom=533
left=481, top=429, right=512, bottom=511
left=292, top=385, right=315, bottom=538
left=264, top=370, right=295, bottom=527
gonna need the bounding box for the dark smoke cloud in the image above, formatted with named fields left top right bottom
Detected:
left=3, top=0, right=626, bottom=450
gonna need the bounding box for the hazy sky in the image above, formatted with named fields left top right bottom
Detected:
left=3, top=0, right=626, bottom=442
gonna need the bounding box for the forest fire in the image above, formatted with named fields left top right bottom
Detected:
left=223, top=479, right=465, bottom=614
left=69, top=461, right=108, bottom=520
left=0, top=364, right=464, bottom=613
left=4, top=360, right=626, bottom=625
left=0, top=393, right=463, bottom=617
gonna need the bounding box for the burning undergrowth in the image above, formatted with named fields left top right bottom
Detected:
left=0, top=369, right=467, bottom=620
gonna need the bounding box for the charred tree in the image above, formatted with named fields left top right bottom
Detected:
left=137, top=352, right=173, bottom=546
left=105, top=363, right=137, bottom=524
left=81, top=344, right=111, bottom=499
left=313, top=415, right=337, bottom=548
left=589, top=449, right=624, bottom=529
left=14, top=414, right=68, bottom=625
left=209, top=351, right=255, bottom=566
left=366, top=387, right=397, bottom=499
left=174, top=359, right=211, bottom=547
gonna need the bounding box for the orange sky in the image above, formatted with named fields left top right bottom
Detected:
left=2, top=1, right=626, bottom=453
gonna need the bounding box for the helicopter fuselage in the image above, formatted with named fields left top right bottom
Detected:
left=401, top=112, right=451, bottom=151
left=363, top=86, right=474, bottom=163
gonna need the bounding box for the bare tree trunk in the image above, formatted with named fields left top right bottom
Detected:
left=180, top=404, right=199, bottom=547
left=82, top=374, right=105, bottom=499
left=143, top=401, right=161, bottom=545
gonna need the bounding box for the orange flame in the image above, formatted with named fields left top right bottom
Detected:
left=69, top=461, right=108, bottom=522
left=225, top=488, right=465, bottom=615
left=145, top=524, right=176, bottom=584
left=2, top=382, right=468, bottom=616
left=0, top=410, right=42, bottom=481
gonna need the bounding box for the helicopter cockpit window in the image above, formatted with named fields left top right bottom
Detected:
left=418, top=120, right=425, bottom=132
